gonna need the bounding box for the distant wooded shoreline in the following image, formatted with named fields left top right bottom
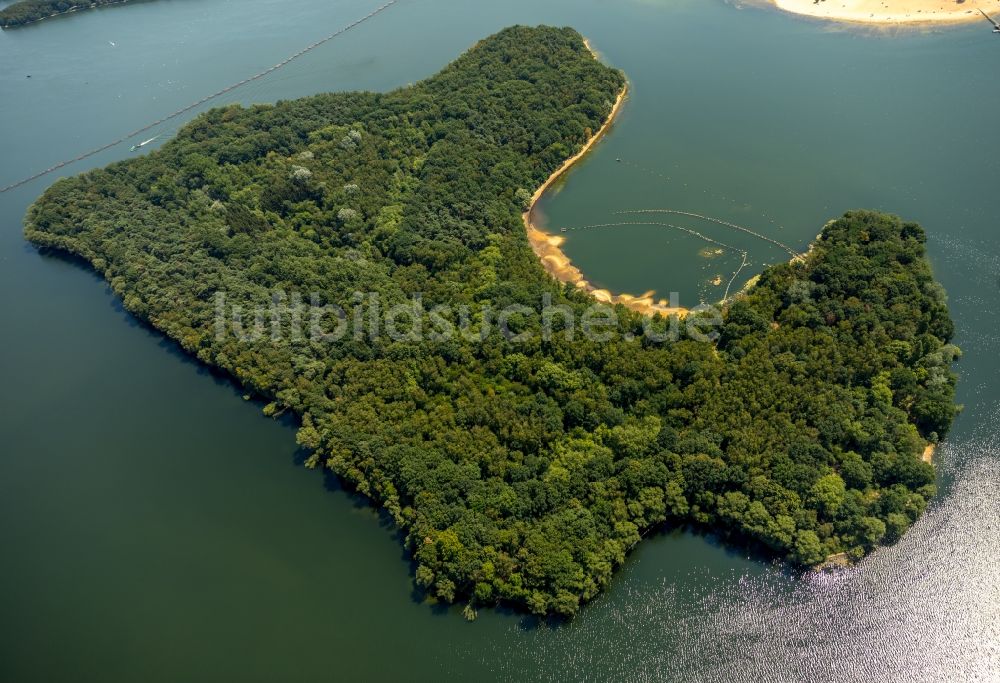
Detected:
left=0, top=0, right=151, bottom=29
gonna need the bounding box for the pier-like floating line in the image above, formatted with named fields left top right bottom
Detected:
left=0, top=0, right=398, bottom=194
left=523, top=83, right=693, bottom=317
left=615, top=209, right=800, bottom=257
left=560, top=220, right=752, bottom=301
left=522, top=41, right=808, bottom=315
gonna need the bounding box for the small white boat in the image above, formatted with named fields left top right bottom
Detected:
left=130, top=136, right=159, bottom=152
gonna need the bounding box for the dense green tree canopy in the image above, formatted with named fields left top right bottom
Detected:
left=25, top=26, right=958, bottom=617
left=0, top=0, right=146, bottom=28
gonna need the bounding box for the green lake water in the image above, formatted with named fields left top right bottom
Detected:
left=1, top=0, right=998, bottom=680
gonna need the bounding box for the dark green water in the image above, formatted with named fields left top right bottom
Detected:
left=1, top=0, right=998, bottom=680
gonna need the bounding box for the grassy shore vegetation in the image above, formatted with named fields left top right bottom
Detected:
left=25, top=26, right=959, bottom=617
left=0, top=0, right=140, bottom=28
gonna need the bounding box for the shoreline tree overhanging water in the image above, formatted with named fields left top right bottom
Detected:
left=23, top=26, right=959, bottom=617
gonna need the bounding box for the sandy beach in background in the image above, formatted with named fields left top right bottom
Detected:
left=523, top=42, right=690, bottom=318
left=772, top=0, right=1000, bottom=24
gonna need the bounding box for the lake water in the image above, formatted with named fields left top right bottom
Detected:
left=1, top=0, right=998, bottom=680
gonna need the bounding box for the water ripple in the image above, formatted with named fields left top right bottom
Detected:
left=489, top=414, right=1000, bottom=682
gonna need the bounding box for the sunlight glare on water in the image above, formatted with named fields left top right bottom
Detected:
left=2, top=1, right=999, bottom=680
left=488, top=419, right=1000, bottom=682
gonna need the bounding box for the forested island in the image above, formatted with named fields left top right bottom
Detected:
left=0, top=0, right=145, bottom=28
left=25, top=26, right=959, bottom=617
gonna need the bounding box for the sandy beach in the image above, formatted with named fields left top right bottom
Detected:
left=772, top=0, right=1000, bottom=25
left=523, top=43, right=690, bottom=318
left=523, top=85, right=688, bottom=318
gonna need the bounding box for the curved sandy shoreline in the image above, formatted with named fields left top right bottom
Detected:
left=770, top=0, right=1000, bottom=25
left=523, top=44, right=690, bottom=317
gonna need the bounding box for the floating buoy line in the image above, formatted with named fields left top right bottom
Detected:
left=616, top=157, right=790, bottom=235
left=616, top=209, right=800, bottom=257
left=557, top=220, right=752, bottom=301
left=561, top=220, right=737, bottom=252
left=0, top=0, right=399, bottom=194
left=550, top=155, right=810, bottom=304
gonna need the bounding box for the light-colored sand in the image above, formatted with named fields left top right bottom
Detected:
left=772, top=0, right=1000, bottom=25
left=523, top=43, right=690, bottom=318
left=819, top=551, right=852, bottom=569
left=923, top=443, right=936, bottom=463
